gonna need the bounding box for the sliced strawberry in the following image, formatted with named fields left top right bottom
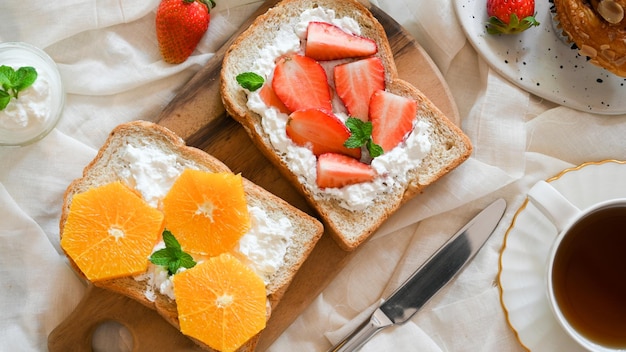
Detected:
left=286, top=108, right=361, bottom=159
left=334, top=57, right=385, bottom=121
left=272, top=54, right=332, bottom=112
left=369, top=90, right=417, bottom=152
left=316, top=153, right=376, bottom=189
left=305, top=21, right=377, bottom=61
left=259, top=83, right=290, bottom=114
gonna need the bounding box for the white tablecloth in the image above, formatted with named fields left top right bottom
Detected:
left=2, top=0, right=625, bottom=351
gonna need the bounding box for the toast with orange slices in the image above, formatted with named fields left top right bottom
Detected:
left=221, top=0, right=472, bottom=251
left=59, top=121, right=323, bottom=351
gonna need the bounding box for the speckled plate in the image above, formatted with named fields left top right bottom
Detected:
left=453, top=0, right=626, bottom=115
left=498, top=160, right=626, bottom=351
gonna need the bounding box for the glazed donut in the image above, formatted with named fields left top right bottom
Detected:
left=554, top=0, right=626, bottom=76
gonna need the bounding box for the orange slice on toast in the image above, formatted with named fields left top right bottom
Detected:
left=162, top=169, right=251, bottom=256
left=61, top=181, right=164, bottom=282
left=173, top=253, right=267, bottom=352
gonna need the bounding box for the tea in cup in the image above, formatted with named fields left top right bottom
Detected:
left=528, top=180, right=626, bottom=351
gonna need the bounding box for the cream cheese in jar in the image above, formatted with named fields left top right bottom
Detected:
left=0, top=42, right=64, bottom=146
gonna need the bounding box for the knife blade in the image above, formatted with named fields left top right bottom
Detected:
left=329, top=198, right=507, bottom=352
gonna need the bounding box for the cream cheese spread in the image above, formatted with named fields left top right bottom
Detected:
left=135, top=255, right=177, bottom=301
left=245, top=8, right=432, bottom=212
left=118, top=143, right=199, bottom=208
left=236, top=206, right=293, bottom=285
left=0, top=73, right=51, bottom=130
left=120, top=144, right=294, bottom=299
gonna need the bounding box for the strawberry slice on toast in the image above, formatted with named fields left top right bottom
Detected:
left=370, top=90, right=417, bottom=152
left=305, top=21, right=378, bottom=61
left=286, top=108, right=361, bottom=159
left=334, top=57, right=385, bottom=121
left=272, top=54, right=332, bottom=112
left=316, top=153, right=376, bottom=189
left=259, top=83, right=291, bottom=114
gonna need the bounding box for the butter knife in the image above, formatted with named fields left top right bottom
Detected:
left=329, top=198, right=507, bottom=352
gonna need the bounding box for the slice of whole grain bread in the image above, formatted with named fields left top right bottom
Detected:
left=59, top=120, right=324, bottom=351
left=220, top=0, right=472, bottom=250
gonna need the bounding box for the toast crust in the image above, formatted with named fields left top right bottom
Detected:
left=221, top=0, right=472, bottom=250
left=59, top=121, right=324, bottom=351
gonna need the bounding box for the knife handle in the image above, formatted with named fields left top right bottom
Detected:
left=328, top=307, right=394, bottom=352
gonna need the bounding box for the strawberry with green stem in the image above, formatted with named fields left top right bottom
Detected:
left=156, top=0, right=216, bottom=64
left=486, top=0, right=539, bottom=35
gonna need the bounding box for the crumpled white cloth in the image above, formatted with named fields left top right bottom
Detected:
left=2, top=0, right=626, bottom=351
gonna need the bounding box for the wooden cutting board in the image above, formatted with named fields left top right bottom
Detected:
left=48, top=1, right=460, bottom=351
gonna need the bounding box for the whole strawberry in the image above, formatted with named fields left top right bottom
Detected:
left=486, top=0, right=539, bottom=35
left=156, top=0, right=215, bottom=64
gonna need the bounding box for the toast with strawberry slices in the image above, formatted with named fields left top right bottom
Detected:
left=220, top=0, right=472, bottom=251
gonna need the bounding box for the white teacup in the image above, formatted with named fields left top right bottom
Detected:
left=528, top=180, right=626, bottom=352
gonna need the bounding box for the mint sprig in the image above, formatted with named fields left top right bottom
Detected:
left=0, top=65, right=38, bottom=111
left=236, top=72, right=264, bottom=92
left=344, top=117, right=384, bottom=158
left=149, top=230, right=196, bottom=276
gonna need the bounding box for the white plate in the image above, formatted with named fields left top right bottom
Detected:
left=498, top=160, right=626, bottom=351
left=453, top=0, right=626, bottom=115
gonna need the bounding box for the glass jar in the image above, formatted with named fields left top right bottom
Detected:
left=0, top=42, right=65, bottom=146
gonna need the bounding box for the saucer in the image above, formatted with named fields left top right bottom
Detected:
left=453, top=0, right=626, bottom=115
left=498, top=160, right=626, bottom=351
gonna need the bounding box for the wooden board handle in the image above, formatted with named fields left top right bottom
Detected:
left=48, top=285, right=204, bottom=351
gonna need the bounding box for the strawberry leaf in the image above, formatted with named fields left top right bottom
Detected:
left=236, top=72, right=265, bottom=92
left=198, top=0, right=216, bottom=12
left=344, top=117, right=384, bottom=158
left=486, top=13, right=539, bottom=35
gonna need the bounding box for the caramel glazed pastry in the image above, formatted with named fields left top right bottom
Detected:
left=553, top=0, right=626, bottom=76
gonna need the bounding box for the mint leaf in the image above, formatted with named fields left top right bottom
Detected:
left=149, top=229, right=196, bottom=275
left=344, top=117, right=384, bottom=158
left=236, top=72, right=264, bottom=92
left=14, top=66, right=37, bottom=94
left=169, top=259, right=182, bottom=275
left=344, top=118, right=370, bottom=148
left=367, top=141, right=384, bottom=158
left=149, top=249, right=173, bottom=266
left=0, top=91, right=10, bottom=111
left=0, top=66, right=12, bottom=90
left=179, top=252, right=196, bottom=268
left=0, top=65, right=38, bottom=110
left=162, top=229, right=181, bottom=252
